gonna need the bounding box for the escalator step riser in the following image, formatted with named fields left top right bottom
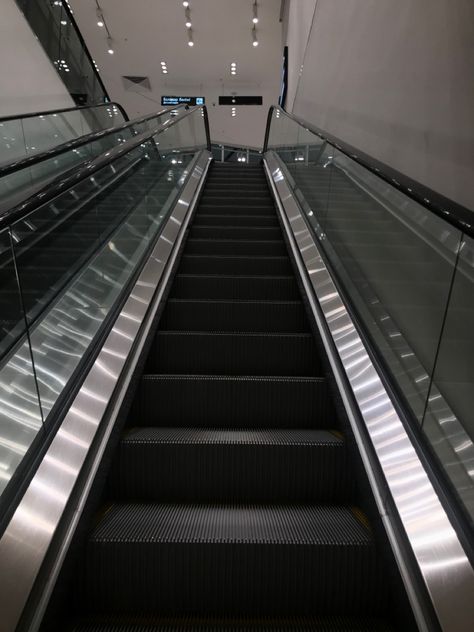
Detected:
left=190, top=226, right=282, bottom=240
left=109, top=431, right=353, bottom=502
left=184, top=239, right=287, bottom=257
left=178, top=255, right=293, bottom=276
left=133, top=375, right=333, bottom=427
left=159, top=300, right=310, bottom=332
left=148, top=331, right=320, bottom=375
left=83, top=506, right=382, bottom=615
left=194, top=215, right=279, bottom=227
left=170, top=275, right=300, bottom=300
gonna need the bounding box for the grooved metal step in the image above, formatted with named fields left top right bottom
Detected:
left=133, top=374, right=333, bottom=427
left=109, top=428, right=353, bottom=502
left=70, top=616, right=394, bottom=631
left=184, top=239, right=287, bottom=257
left=194, top=214, right=279, bottom=227
left=169, top=275, right=300, bottom=300
left=83, top=503, right=383, bottom=616
left=148, top=331, right=319, bottom=375
left=159, top=299, right=310, bottom=332
left=178, top=255, right=293, bottom=275
left=190, top=226, right=282, bottom=240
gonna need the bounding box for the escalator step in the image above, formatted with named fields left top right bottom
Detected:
left=170, top=275, right=300, bottom=300
left=200, top=197, right=275, bottom=208
left=83, top=503, right=382, bottom=615
left=194, top=214, right=279, bottom=227
left=190, top=226, right=282, bottom=240
left=70, top=616, right=394, bottom=631
left=184, top=239, right=287, bottom=256
left=178, top=255, right=293, bottom=275
left=159, top=299, right=310, bottom=332
left=197, top=205, right=276, bottom=216
left=133, top=374, right=333, bottom=427
left=148, top=331, right=320, bottom=375
left=109, top=428, right=353, bottom=502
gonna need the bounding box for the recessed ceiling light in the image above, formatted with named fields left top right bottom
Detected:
left=188, top=41, right=194, bottom=46
left=61, top=20, right=67, bottom=25
left=183, top=1, right=189, bottom=6
left=186, top=21, right=192, bottom=28
left=163, top=69, right=168, bottom=73
left=253, top=40, right=258, bottom=47
left=97, top=20, right=104, bottom=27
left=108, top=48, right=114, bottom=54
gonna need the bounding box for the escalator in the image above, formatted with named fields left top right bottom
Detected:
left=41, top=162, right=413, bottom=631
left=0, top=103, right=473, bottom=632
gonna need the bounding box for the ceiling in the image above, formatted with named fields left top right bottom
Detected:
left=69, top=0, right=284, bottom=147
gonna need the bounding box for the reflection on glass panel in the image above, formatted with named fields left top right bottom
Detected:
left=423, top=234, right=474, bottom=525
left=0, top=120, right=25, bottom=165
left=277, top=129, right=462, bottom=423
left=16, top=0, right=107, bottom=106
left=0, top=228, right=43, bottom=497
left=0, top=111, right=176, bottom=209
left=0, top=107, right=206, bottom=501
left=0, top=105, right=127, bottom=169
left=16, top=139, right=195, bottom=419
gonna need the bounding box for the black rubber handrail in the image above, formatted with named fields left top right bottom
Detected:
left=0, top=101, right=128, bottom=124
left=0, top=105, right=211, bottom=229
left=263, top=105, right=474, bottom=239
left=0, top=105, right=187, bottom=178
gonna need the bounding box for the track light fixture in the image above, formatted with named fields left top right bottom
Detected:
left=253, top=1, right=259, bottom=24
left=252, top=25, right=258, bottom=47
left=184, top=4, right=194, bottom=45
left=95, top=1, right=115, bottom=54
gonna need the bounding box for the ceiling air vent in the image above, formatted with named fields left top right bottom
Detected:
left=122, top=76, right=151, bottom=91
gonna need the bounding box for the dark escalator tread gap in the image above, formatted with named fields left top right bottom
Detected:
left=70, top=615, right=395, bottom=631
left=133, top=374, right=334, bottom=427
left=109, top=428, right=353, bottom=503
left=148, top=331, right=320, bottom=375
left=169, top=275, right=300, bottom=300
left=159, top=299, right=310, bottom=333
left=83, top=504, right=382, bottom=616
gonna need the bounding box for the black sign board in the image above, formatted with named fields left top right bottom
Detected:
left=161, top=96, right=205, bottom=106
left=219, top=96, right=263, bottom=106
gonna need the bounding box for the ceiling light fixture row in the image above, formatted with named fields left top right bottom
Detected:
left=231, top=107, right=237, bottom=117
left=161, top=61, right=169, bottom=74
left=183, top=1, right=194, bottom=46
left=230, top=62, right=237, bottom=76
left=252, top=1, right=259, bottom=46
left=95, top=1, right=114, bottom=54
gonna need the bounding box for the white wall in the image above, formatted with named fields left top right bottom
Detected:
left=0, top=0, right=74, bottom=117
left=286, top=0, right=474, bottom=210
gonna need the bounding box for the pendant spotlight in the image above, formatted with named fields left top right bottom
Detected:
left=252, top=25, right=259, bottom=47
left=252, top=1, right=259, bottom=24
